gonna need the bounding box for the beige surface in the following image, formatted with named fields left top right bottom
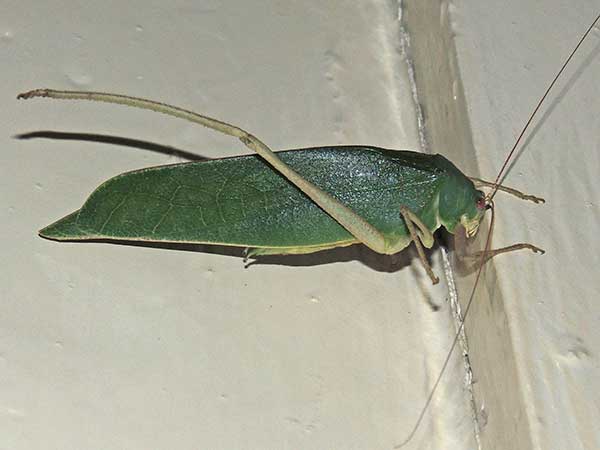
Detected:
left=1, top=1, right=475, bottom=449
left=448, top=1, right=600, bottom=449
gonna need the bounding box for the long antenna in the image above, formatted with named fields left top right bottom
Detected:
left=491, top=12, right=600, bottom=199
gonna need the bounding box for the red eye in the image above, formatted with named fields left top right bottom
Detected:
left=476, top=197, right=486, bottom=209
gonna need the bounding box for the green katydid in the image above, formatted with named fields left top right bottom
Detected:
left=16, top=89, right=543, bottom=285
left=19, top=14, right=599, bottom=282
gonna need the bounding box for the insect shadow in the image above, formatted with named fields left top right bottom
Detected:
left=15, top=130, right=210, bottom=162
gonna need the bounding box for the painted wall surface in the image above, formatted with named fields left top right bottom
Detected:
left=449, top=1, right=600, bottom=449
left=1, top=2, right=477, bottom=449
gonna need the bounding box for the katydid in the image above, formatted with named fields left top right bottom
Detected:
left=16, top=89, right=541, bottom=285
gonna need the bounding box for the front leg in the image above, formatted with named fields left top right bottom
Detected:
left=400, top=206, right=439, bottom=285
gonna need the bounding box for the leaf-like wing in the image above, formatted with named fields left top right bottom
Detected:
left=40, top=147, right=445, bottom=252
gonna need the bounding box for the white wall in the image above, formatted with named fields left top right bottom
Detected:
left=398, top=0, right=599, bottom=448
left=447, top=1, right=600, bottom=449
left=8, top=1, right=594, bottom=449
left=1, top=2, right=475, bottom=449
